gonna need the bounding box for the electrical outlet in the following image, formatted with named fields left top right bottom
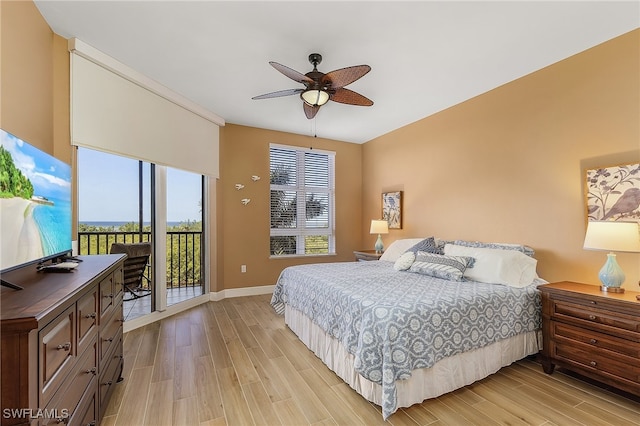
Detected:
left=241, top=264, right=247, bottom=273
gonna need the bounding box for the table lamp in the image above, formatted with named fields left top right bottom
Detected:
left=370, top=220, right=389, bottom=253
left=583, top=220, right=640, bottom=293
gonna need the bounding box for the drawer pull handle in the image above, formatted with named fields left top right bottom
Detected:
left=104, top=337, right=114, bottom=343
left=590, top=361, right=597, bottom=367
left=56, top=342, right=71, bottom=351
left=85, top=367, right=97, bottom=375
left=87, top=422, right=96, bottom=426
left=104, top=380, right=113, bottom=386
left=85, top=312, right=97, bottom=319
left=104, top=293, right=114, bottom=299
left=589, top=338, right=598, bottom=344
left=56, top=416, right=69, bottom=424
left=588, top=315, right=597, bottom=320
left=590, top=301, right=597, bottom=305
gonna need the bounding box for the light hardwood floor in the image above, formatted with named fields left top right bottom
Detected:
left=103, top=295, right=640, bottom=425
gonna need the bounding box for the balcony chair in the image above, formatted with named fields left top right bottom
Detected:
left=110, top=242, right=152, bottom=301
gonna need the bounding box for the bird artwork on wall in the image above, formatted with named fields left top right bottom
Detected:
left=251, top=175, right=261, bottom=181
left=585, top=162, right=640, bottom=222
left=601, top=188, right=640, bottom=220
left=235, top=183, right=245, bottom=190
left=241, top=198, right=251, bottom=205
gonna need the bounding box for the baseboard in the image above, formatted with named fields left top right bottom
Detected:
left=209, top=284, right=276, bottom=301
left=123, top=285, right=275, bottom=332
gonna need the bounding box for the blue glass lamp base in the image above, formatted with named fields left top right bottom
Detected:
left=598, top=253, right=625, bottom=293
left=374, top=234, right=384, bottom=253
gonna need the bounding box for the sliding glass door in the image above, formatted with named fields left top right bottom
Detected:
left=77, top=147, right=205, bottom=321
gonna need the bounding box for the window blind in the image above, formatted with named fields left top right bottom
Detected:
left=69, top=39, right=223, bottom=178
left=269, top=144, right=335, bottom=256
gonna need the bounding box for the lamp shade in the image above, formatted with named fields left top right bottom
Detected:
left=301, top=89, right=330, bottom=106
left=370, top=220, right=389, bottom=234
left=583, top=221, right=640, bottom=253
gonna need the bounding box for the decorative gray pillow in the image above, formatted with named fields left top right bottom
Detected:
left=405, top=237, right=438, bottom=254
left=453, top=240, right=535, bottom=257
left=409, top=251, right=474, bottom=281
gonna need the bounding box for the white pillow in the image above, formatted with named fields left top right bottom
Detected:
left=443, top=244, right=537, bottom=288
left=379, top=238, right=425, bottom=262
left=394, top=251, right=416, bottom=271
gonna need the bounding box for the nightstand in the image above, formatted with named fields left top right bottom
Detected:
left=353, top=250, right=383, bottom=261
left=538, top=281, right=640, bottom=396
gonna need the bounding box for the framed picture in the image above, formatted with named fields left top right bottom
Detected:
left=585, top=162, right=640, bottom=222
left=382, top=191, right=402, bottom=229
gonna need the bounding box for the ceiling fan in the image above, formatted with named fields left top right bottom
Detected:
left=252, top=53, right=373, bottom=119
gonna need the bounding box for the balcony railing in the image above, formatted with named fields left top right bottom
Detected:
left=77, top=231, right=202, bottom=289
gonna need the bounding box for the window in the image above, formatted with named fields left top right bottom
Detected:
left=270, top=144, right=335, bottom=256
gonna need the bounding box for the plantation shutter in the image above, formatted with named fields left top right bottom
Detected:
left=269, top=144, right=335, bottom=256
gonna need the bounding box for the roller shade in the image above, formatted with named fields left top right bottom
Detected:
left=69, top=39, right=223, bottom=177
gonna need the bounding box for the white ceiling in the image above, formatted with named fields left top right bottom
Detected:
left=35, top=1, right=639, bottom=144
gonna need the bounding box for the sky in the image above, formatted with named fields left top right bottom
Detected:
left=77, top=147, right=202, bottom=223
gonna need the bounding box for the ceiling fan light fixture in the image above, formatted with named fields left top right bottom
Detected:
left=301, top=89, right=330, bottom=107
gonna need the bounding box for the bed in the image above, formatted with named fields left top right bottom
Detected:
left=270, top=237, right=544, bottom=419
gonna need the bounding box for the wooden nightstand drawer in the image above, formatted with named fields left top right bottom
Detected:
left=553, top=322, right=640, bottom=358
left=553, top=340, right=640, bottom=383
left=551, top=300, right=640, bottom=334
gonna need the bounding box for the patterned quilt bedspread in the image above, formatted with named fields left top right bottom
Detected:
left=271, top=260, right=542, bottom=419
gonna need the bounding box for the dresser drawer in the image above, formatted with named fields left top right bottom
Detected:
left=99, top=303, right=123, bottom=366
left=74, top=387, right=97, bottom=426
left=113, top=265, right=124, bottom=299
left=551, top=299, right=640, bottom=335
left=552, top=322, right=640, bottom=358
left=77, top=288, right=98, bottom=356
left=39, top=304, right=76, bottom=405
left=40, top=377, right=96, bottom=426
left=99, top=273, right=116, bottom=320
left=99, top=337, right=123, bottom=410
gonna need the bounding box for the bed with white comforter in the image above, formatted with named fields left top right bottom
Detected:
left=271, top=238, right=544, bottom=419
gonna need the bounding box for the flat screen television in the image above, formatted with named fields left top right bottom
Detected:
left=1, top=129, right=72, bottom=275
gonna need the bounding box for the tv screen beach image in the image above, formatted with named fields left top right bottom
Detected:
left=0, top=130, right=72, bottom=270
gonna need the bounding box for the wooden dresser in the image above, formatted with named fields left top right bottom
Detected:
left=1, top=255, right=126, bottom=425
left=538, top=281, right=640, bottom=396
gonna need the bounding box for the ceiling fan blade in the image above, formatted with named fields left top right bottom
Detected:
left=303, top=103, right=320, bottom=119
left=322, top=65, right=371, bottom=88
left=270, top=62, right=314, bottom=84
left=252, top=88, right=303, bottom=100
left=330, top=88, right=374, bottom=106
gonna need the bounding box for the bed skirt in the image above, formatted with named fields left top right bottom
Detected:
left=285, top=304, right=542, bottom=414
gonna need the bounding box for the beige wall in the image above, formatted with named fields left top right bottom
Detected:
left=218, top=124, right=362, bottom=290
left=362, top=29, right=640, bottom=290
left=1, top=0, right=53, bottom=151
left=1, top=0, right=73, bottom=229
